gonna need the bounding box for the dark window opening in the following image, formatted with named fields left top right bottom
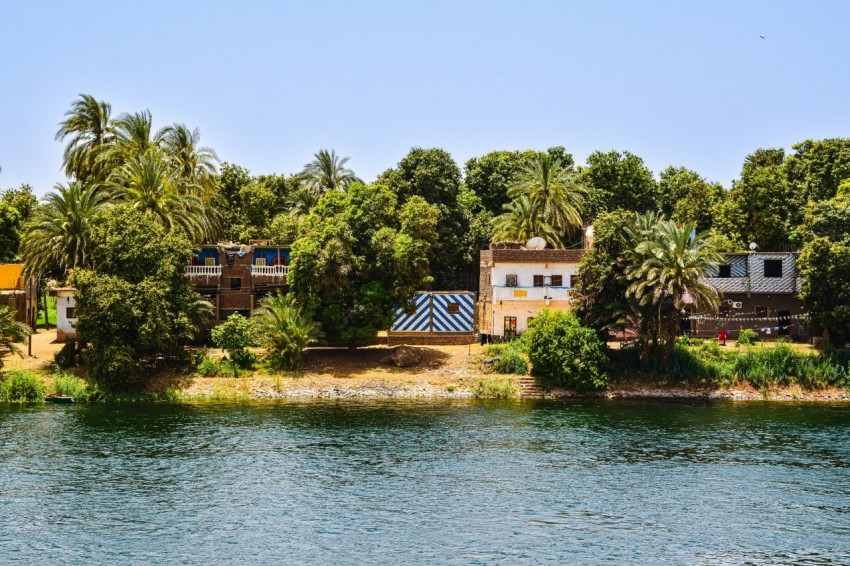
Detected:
left=506, top=274, right=518, bottom=287
left=764, top=260, right=783, bottom=278
left=446, top=302, right=460, bottom=314
left=550, top=275, right=563, bottom=287
left=533, top=275, right=544, bottom=287
left=66, top=307, right=76, bottom=319
left=718, top=264, right=732, bottom=278
left=719, top=306, right=730, bottom=318
left=570, top=275, right=578, bottom=288
left=778, top=310, right=791, bottom=336
left=230, top=278, right=242, bottom=291
left=756, top=306, right=767, bottom=318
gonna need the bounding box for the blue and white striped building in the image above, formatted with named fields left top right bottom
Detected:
left=390, top=292, right=476, bottom=344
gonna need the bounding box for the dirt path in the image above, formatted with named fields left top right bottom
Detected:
left=3, top=328, right=64, bottom=371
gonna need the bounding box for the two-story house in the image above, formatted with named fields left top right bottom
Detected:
left=478, top=242, right=584, bottom=338
left=689, top=252, right=809, bottom=340
left=186, top=241, right=290, bottom=322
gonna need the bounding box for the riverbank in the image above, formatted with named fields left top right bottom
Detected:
left=6, top=330, right=850, bottom=402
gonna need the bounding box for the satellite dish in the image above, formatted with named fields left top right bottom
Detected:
left=526, top=237, right=546, bottom=250
left=749, top=242, right=758, bottom=251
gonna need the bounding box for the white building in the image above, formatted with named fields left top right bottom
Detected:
left=49, top=287, right=77, bottom=341
left=478, top=243, right=584, bottom=338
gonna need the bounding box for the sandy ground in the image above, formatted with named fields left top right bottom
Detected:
left=5, top=329, right=850, bottom=401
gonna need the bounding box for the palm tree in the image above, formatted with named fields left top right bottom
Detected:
left=300, top=149, right=361, bottom=194
left=508, top=153, right=586, bottom=238
left=109, top=153, right=219, bottom=244
left=251, top=292, right=323, bottom=371
left=492, top=194, right=563, bottom=247
left=55, top=94, right=114, bottom=184
left=20, top=182, right=115, bottom=277
left=0, top=306, right=31, bottom=367
left=161, top=124, right=220, bottom=199
left=285, top=186, right=321, bottom=216
left=624, top=218, right=723, bottom=360
left=97, top=110, right=167, bottom=173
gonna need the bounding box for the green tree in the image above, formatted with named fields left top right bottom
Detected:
left=378, top=147, right=473, bottom=288
left=656, top=166, right=726, bottom=230
left=579, top=150, right=656, bottom=219
left=71, top=206, right=200, bottom=391
left=624, top=217, right=723, bottom=363
left=161, top=124, right=220, bottom=199
left=55, top=94, right=114, bottom=184
left=499, top=152, right=586, bottom=246
left=1, top=184, right=38, bottom=224
left=215, top=163, right=284, bottom=241
left=20, top=182, right=115, bottom=277
left=798, top=189, right=850, bottom=347
left=251, top=292, right=322, bottom=370
left=785, top=138, right=850, bottom=204
left=211, top=314, right=255, bottom=374
left=0, top=305, right=31, bottom=368
left=0, top=202, right=21, bottom=262
left=109, top=152, right=218, bottom=243
left=300, top=149, right=361, bottom=194
left=492, top=195, right=560, bottom=245
left=290, top=183, right=439, bottom=346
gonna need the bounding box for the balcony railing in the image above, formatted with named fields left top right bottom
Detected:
left=186, top=265, right=222, bottom=277
left=492, top=286, right=571, bottom=301
left=251, top=265, right=289, bottom=277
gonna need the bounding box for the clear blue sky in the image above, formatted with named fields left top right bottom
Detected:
left=2, top=0, right=849, bottom=196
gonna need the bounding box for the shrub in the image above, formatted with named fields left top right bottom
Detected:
left=0, top=370, right=45, bottom=403
left=210, top=314, right=255, bottom=374
left=484, top=339, right=528, bottom=375
left=473, top=376, right=518, bottom=399
left=736, top=329, right=757, bottom=346
left=251, top=292, right=322, bottom=371
left=53, top=340, right=78, bottom=369
left=525, top=310, right=608, bottom=391
left=51, top=373, right=91, bottom=401
left=196, top=357, right=220, bottom=377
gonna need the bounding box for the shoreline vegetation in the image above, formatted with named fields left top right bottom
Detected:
left=2, top=335, right=849, bottom=404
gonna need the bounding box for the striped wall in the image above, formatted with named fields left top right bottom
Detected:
left=391, top=292, right=475, bottom=334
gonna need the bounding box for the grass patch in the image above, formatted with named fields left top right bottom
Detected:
left=472, top=376, right=518, bottom=399
left=483, top=340, right=528, bottom=375
left=0, top=370, right=45, bottom=403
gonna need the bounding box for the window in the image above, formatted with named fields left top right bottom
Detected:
left=719, top=306, right=730, bottom=318
left=570, top=275, right=578, bottom=288
left=204, top=257, right=216, bottom=266
left=718, top=264, right=731, bottom=278
left=764, top=260, right=783, bottom=278
left=550, top=275, right=563, bottom=287
left=446, top=302, right=460, bottom=314
left=778, top=310, right=791, bottom=336
left=756, top=306, right=767, bottom=318
left=506, top=274, right=518, bottom=287
left=533, top=275, right=544, bottom=287
left=230, top=278, right=242, bottom=291
left=254, top=257, right=267, bottom=266
left=66, top=307, right=76, bottom=319
left=527, top=316, right=535, bottom=327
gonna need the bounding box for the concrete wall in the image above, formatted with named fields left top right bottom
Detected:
left=55, top=293, right=77, bottom=341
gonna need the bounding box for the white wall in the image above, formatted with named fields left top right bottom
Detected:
left=55, top=293, right=77, bottom=335
left=491, top=262, right=580, bottom=288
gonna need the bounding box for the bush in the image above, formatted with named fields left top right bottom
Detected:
left=51, top=373, right=92, bottom=401
left=736, top=329, right=757, bottom=346
left=473, top=376, right=518, bottom=398
left=0, top=370, right=45, bottom=403
left=484, top=339, right=528, bottom=375
left=210, top=314, right=255, bottom=374
left=525, top=310, right=608, bottom=391
left=251, top=292, right=322, bottom=371
left=53, top=340, right=78, bottom=369
left=196, top=357, right=220, bottom=377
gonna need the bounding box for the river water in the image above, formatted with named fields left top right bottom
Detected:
left=1, top=400, right=849, bottom=565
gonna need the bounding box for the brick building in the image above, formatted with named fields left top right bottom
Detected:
left=186, top=242, right=290, bottom=321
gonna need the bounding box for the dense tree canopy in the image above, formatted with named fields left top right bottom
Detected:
left=579, top=150, right=656, bottom=220
left=289, top=183, right=438, bottom=346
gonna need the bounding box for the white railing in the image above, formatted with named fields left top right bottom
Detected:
left=186, top=265, right=222, bottom=277
left=251, top=265, right=289, bottom=277
left=492, top=286, right=571, bottom=301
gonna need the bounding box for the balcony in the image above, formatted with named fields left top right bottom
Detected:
left=251, top=265, right=289, bottom=282
left=186, top=265, right=222, bottom=279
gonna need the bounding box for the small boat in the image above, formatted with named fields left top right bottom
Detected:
left=45, top=394, right=75, bottom=404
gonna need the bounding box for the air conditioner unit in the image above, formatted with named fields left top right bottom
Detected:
left=732, top=302, right=743, bottom=309
left=506, top=274, right=518, bottom=287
